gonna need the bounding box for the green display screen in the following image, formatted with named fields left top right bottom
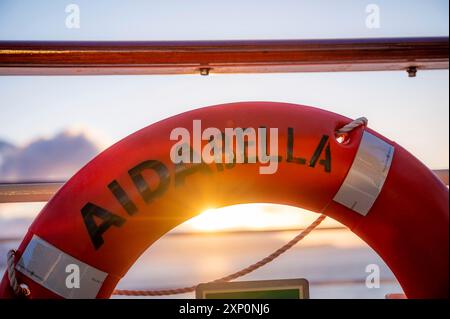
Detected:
left=196, top=279, right=309, bottom=299
left=204, top=288, right=300, bottom=299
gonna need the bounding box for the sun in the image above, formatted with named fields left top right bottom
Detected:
left=182, top=203, right=335, bottom=233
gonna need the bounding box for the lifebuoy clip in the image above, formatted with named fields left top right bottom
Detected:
left=333, top=131, right=394, bottom=216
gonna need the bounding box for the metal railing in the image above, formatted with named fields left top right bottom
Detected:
left=0, top=169, right=447, bottom=203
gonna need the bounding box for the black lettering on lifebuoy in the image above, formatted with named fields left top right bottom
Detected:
left=319, top=143, right=332, bottom=173
left=128, top=160, right=170, bottom=203
left=175, top=162, right=212, bottom=186
left=81, top=129, right=334, bottom=249
left=108, top=180, right=138, bottom=215
left=309, top=135, right=331, bottom=173
left=287, top=127, right=306, bottom=164
left=81, top=203, right=126, bottom=250
left=222, top=131, right=236, bottom=169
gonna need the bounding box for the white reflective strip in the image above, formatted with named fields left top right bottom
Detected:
left=16, top=235, right=107, bottom=299
left=333, top=131, right=394, bottom=216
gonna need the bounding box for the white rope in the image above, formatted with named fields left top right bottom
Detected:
left=6, top=250, right=30, bottom=297
left=336, top=117, right=368, bottom=135
left=114, top=214, right=326, bottom=296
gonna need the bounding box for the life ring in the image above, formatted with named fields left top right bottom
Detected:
left=1, top=102, right=448, bottom=299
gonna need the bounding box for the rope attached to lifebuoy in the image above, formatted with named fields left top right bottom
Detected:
left=6, top=250, right=30, bottom=298
left=113, top=214, right=326, bottom=296
left=336, top=117, right=368, bottom=135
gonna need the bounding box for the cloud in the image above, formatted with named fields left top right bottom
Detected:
left=0, top=140, right=16, bottom=168
left=0, top=131, right=100, bottom=182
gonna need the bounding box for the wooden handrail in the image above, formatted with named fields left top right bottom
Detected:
left=0, top=37, right=448, bottom=75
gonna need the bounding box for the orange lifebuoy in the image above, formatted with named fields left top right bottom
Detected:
left=1, top=102, right=448, bottom=299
